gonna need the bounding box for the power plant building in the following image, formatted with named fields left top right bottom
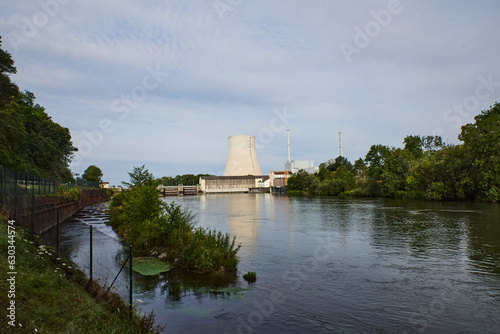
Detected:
left=199, top=135, right=267, bottom=194
left=224, top=135, right=262, bottom=176
left=285, top=160, right=317, bottom=174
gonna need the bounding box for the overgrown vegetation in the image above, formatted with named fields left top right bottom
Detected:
left=0, top=37, right=76, bottom=181
left=110, top=165, right=241, bottom=274
left=57, top=185, right=82, bottom=201
left=287, top=103, right=500, bottom=202
left=243, top=271, right=257, bottom=283
left=0, top=218, right=163, bottom=333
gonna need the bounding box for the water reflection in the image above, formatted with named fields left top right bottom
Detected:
left=48, top=196, right=500, bottom=333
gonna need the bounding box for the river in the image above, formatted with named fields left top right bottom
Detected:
left=44, top=194, right=500, bottom=333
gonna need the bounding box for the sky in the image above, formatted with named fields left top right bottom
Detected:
left=1, top=0, right=499, bottom=186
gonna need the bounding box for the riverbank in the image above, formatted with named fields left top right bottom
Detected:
left=0, top=217, right=163, bottom=333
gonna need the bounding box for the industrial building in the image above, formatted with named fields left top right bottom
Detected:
left=224, top=135, right=262, bottom=176
left=284, top=130, right=318, bottom=174
left=284, top=160, right=318, bottom=174
left=199, top=135, right=267, bottom=194
left=199, top=175, right=269, bottom=194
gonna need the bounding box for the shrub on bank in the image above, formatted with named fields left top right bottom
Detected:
left=109, top=166, right=241, bottom=274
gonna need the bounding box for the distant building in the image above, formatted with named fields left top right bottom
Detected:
left=285, top=160, right=318, bottom=174
left=99, top=181, right=110, bottom=189
left=269, top=171, right=291, bottom=187
left=199, top=175, right=269, bottom=194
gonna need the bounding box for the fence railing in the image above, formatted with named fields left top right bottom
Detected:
left=0, top=165, right=105, bottom=234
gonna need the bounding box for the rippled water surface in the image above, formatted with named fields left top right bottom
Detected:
left=46, top=195, right=500, bottom=333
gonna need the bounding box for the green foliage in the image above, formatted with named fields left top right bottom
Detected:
left=182, top=228, right=241, bottom=273
left=459, top=102, right=500, bottom=201
left=285, top=103, right=499, bottom=202
left=57, top=185, right=82, bottom=201
left=287, top=169, right=309, bottom=191
left=110, top=166, right=241, bottom=273
left=0, top=39, right=76, bottom=181
left=82, top=165, right=103, bottom=183
left=243, top=271, right=257, bottom=283
left=104, top=188, right=114, bottom=200
left=158, top=173, right=213, bottom=186
left=123, top=165, right=158, bottom=188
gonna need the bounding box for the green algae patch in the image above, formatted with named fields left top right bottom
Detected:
left=133, top=257, right=172, bottom=276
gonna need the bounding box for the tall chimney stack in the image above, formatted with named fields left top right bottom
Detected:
left=287, top=129, right=291, bottom=163
left=339, top=132, right=342, bottom=157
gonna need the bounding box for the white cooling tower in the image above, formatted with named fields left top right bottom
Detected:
left=223, top=135, right=262, bottom=176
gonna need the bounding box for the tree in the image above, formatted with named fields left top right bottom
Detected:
left=458, top=102, right=500, bottom=201
left=354, top=158, right=367, bottom=179
left=287, top=169, right=309, bottom=191
left=0, top=36, right=18, bottom=108
left=0, top=38, right=77, bottom=181
left=365, top=144, right=391, bottom=179
left=82, top=165, right=103, bottom=183
left=123, top=165, right=157, bottom=188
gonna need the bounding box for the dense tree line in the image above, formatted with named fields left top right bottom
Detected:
left=0, top=37, right=77, bottom=181
left=288, top=103, right=500, bottom=202
left=158, top=173, right=213, bottom=186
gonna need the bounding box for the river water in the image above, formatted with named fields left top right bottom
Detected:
left=45, top=194, right=500, bottom=333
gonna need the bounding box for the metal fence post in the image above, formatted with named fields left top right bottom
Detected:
left=13, top=169, right=17, bottom=221
left=89, top=225, right=93, bottom=285
left=31, top=174, right=35, bottom=236
left=56, top=208, right=60, bottom=256
left=129, top=245, right=133, bottom=318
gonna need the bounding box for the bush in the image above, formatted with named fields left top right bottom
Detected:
left=243, top=271, right=257, bottom=283
left=56, top=186, right=81, bottom=201
left=109, top=167, right=242, bottom=274
left=181, top=228, right=241, bottom=273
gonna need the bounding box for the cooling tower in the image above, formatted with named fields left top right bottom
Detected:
left=223, top=135, right=262, bottom=176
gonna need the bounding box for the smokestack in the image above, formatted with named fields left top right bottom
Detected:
left=223, top=135, right=262, bottom=176
left=287, top=129, right=291, bottom=163
left=339, top=132, right=342, bottom=157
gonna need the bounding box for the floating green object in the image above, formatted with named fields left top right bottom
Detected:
left=132, top=257, right=172, bottom=276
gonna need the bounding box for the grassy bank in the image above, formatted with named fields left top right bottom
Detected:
left=0, top=218, right=163, bottom=333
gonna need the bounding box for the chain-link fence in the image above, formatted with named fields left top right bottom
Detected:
left=41, top=203, right=134, bottom=312
left=0, top=165, right=104, bottom=233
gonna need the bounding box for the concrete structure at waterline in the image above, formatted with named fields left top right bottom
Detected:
left=223, top=135, right=262, bottom=176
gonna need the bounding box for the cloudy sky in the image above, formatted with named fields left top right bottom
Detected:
left=2, top=0, right=499, bottom=186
